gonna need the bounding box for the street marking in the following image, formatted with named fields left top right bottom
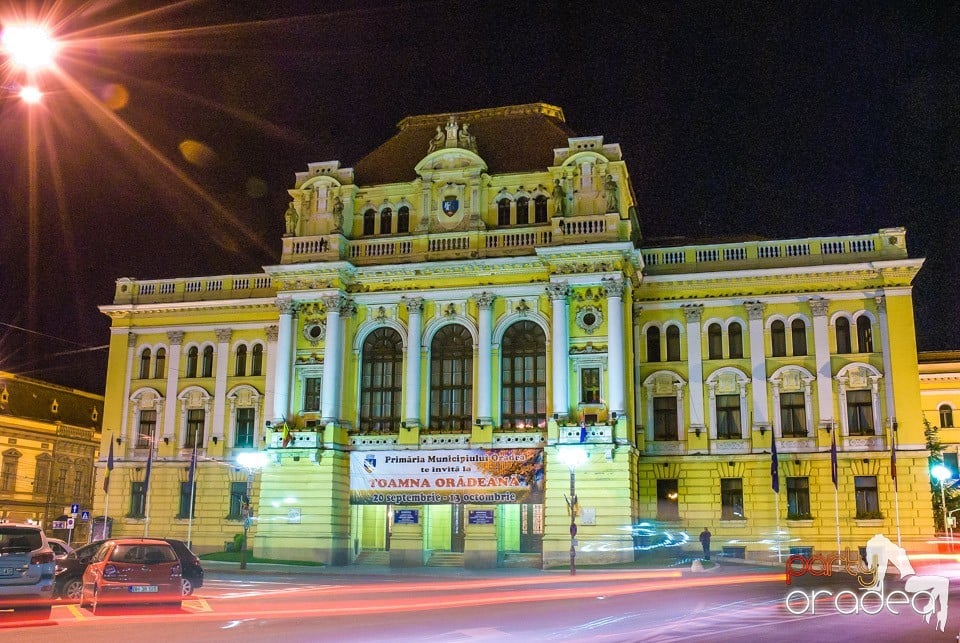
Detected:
left=66, top=604, right=86, bottom=620
left=183, top=598, right=211, bottom=612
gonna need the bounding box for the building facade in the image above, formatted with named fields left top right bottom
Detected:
left=94, top=103, right=935, bottom=566
left=0, top=371, right=103, bottom=543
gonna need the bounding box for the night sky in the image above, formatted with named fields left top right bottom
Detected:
left=0, top=1, right=956, bottom=394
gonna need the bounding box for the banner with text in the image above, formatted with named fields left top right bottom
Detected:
left=350, top=448, right=544, bottom=505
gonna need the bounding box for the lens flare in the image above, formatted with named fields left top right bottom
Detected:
left=2, top=24, right=59, bottom=71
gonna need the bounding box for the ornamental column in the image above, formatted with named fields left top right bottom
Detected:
left=272, top=300, right=297, bottom=422
left=810, top=297, right=834, bottom=428
left=547, top=282, right=570, bottom=420
left=404, top=298, right=424, bottom=428
left=337, top=299, right=357, bottom=420
left=745, top=301, right=769, bottom=429
left=475, top=292, right=495, bottom=425
left=321, top=295, right=344, bottom=424
left=632, top=303, right=644, bottom=437
left=603, top=278, right=626, bottom=418
left=875, top=295, right=896, bottom=426
left=682, top=304, right=705, bottom=432
left=163, top=331, right=184, bottom=444
left=262, top=325, right=279, bottom=430
left=120, top=332, right=137, bottom=445
left=212, top=328, right=231, bottom=443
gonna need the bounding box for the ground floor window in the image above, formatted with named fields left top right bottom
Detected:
left=786, top=477, right=811, bottom=519
left=227, top=481, right=247, bottom=520
left=720, top=478, right=744, bottom=520
left=128, top=481, right=146, bottom=518
left=854, top=476, right=880, bottom=518
left=178, top=481, right=196, bottom=519
left=657, top=479, right=679, bottom=521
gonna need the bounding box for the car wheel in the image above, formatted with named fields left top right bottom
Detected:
left=180, top=577, right=193, bottom=596
left=63, top=578, right=84, bottom=601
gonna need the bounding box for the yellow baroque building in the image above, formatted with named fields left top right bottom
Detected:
left=94, top=103, right=936, bottom=566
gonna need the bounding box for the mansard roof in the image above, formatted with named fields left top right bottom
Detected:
left=354, top=103, right=576, bottom=186
left=0, top=371, right=104, bottom=429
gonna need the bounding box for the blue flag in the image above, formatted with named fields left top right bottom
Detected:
left=143, top=438, right=154, bottom=498
left=187, top=439, right=198, bottom=487
left=579, top=419, right=587, bottom=444
left=103, top=438, right=114, bottom=493
left=830, top=431, right=838, bottom=489
left=771, top=433, right=780, bottom=493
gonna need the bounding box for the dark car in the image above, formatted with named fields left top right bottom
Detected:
left=81, top=539, right=181, bottom=612
left=56, top=538, right=203, bottom=599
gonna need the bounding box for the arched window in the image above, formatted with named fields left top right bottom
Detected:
left=498, top=199, right=511, bottom=226
left=666, top=326, right=681, bottom=362
left=359, top=328, right=404, bottom=432
left=516, top=196, right=530, bottom=225
left=201, top=346, right=214, bottom=378
left=380, top=208, right=392, bottom=235
left=500, top=321, right=547, bottom=429
left=771, top=321, right=786, bottom=357
left=836, top=318, right=852, bottom=353
left=646, top=327, right=661, bottom=362
left=397, top=206, right=410, bottom=233
left=728, top=322, right=743, bottom=359
left=430, top=325, right=473, bottom=430
left=186, top=347, right=199, bottom=378
left=251, top=344, right=263, bottom=376
left=363, top=209, right=376, bottom=236
left=235, top=345, right=247, bottom=376
left=139, top=348, right=151, bottom=379
left=791, top=320, right=807, bottom=356
left=154, top=348, right=166, bottom=379
left=857, top=317, right=873, bottom=352
left=534, top=195, right=548, bottom=223
left=941, top=405, right=955, bottom=429
left=708, top=324, right=723, bottom=360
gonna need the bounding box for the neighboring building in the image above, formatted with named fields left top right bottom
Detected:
left=919, top=351, right=960, bottom=478
left=94, top=103, right=934, bottom=566
left=0, top=371, right=103, bottom=542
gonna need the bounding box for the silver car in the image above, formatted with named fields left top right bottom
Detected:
left=0, top=523, right=55, bottom=622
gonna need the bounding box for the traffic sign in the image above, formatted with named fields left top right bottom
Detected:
left=70, top=503, right=80, bottom=514
left=80, top=511, right=91, bottom=521
left=66, top=518, right=75, bottom=529
left=52, top=521, right=67, bottom=529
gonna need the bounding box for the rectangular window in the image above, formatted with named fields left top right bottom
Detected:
left=847, top=390, right=874, bottom=435
left=137, top=410, right=157, bottom=448
left=657, top=479, right=679, bottom=521
left=227, top=481, right=247, bottom=520
left=716, top=394, right=741, bottom=439
left=854, top=476, right=880, bottom=518
left=178, top=481, right=195, bottom=519
left=185, top=409, right=205, bottom=447
left=235, top=408, right=255, bottom=448
left=786, top=477, right=811, bottom=519
left=721, top=478, right=744, bottom=520
left=653, top=397, right=678, bottom=440
left=129, top=481, right=146, bottom=518
left=580, top=368, right=601, bottom=404
left=780, top=393, right=807, bottom=437
left=0, top=455, right=16, bottom=492
left=33, top=459, right=50, bottom=494
left=303, top=377, right=321, bottom=412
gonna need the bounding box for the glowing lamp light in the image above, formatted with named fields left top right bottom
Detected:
left=557, top=445, right=588, bottom=469
left=2, top=24, right=60, bottom=71
left=932, top=464, right=951, bottom=482
left=19, top=85, right=41, bottom=104
left=237, top=451, right=269, bottom=470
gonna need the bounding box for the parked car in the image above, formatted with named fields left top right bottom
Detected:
left=0, top=523, right=55, bottom=622
left=48, top=538, right=73, bottom=558
left=56, top=538, right=203, bottom=599
left=80, top=539, right=182, bottom=612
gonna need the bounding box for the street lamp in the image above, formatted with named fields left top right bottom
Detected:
left=1, top=23, right=60, bottom=72
left=236, top=451, right=268, bottom=570
left=557, top=445, right=588, bottom=575
left=932, top=464, right=952, bottom=541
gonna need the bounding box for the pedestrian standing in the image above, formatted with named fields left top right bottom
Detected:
left=699, top=527, right=712, bottom=561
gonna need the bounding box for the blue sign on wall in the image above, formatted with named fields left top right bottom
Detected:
left=394, top=509, right=420, bottom=525
left=468, top=510, right=495, bottom=525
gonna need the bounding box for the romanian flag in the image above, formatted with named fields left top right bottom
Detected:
left=891, top=434, right=898, bottom=492
left=281, top=422, right=293, bottom=448
left=770, top=432, right=780, bottom=494
left=103, top=438, right=114, bottom=493
left=830, top=430, right=838, bottom=490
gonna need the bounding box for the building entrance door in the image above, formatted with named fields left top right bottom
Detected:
left=519, top=503, right=543, bottom=552
left=451, top=505, right=465, bottom=553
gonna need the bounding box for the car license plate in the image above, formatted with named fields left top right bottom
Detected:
left=129, top=585, right=158, bottom=593
left=0, top=567, right=13, bottom=576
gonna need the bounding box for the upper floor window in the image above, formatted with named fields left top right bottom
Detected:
left=716, top=394, right=741, bottom=439
left=139, top=349, right=151, bottom=379
left=780, top=392, right=806, bottom=437
left=397, top=206, right=410, bottom=233
left=836, top=318, right=852, bottom=354
left=251, top=344, right=263, bottom=376
left=235, top=407, right=255, bottom=448
left=235, top=345, right=247, bottom=376
left=846, top=390, right=873, bottom=436
left=185, top=409, right=205, bottom=447
left=940, top=404, right=955, bottom=429
left=534, top=195, right=548, bottom=223
left=653, top=397, right=678, bottom=440
left=186, top=347, right=198, bottom=378
left=0, top=450, right=20, bottom=492
left=363, top=209, right=376, bottom=236
left=359, top=327, right=404, bottom=432
left=646, top=327, right=661, bottom=362
left=33, top=454, right=51, bottom=495
left=666, top=326, right=681, bottom=361
left=303, top=376, right=321, bottom=412
left=201, top=346, right=214, bottom=378
left=580, top=367, right=601, bottom=404
left=728, top=322, right=744, bottom=359
left=857, top=317, right=873, bottom=352
left=792, top=320, right=807, bottom=356
left=516, top=196, right=530, bottom=225
left=500, top=321, right=547, bottom=430
left=380, top=208, right=392, bottom=235
left=137, top=410, right=157, bottom=448
left=497, top=199, right=511, bottom=226
left=771, top=321, right=787, bottom=357
left=430, top=324, right=473, bottom=430
left=708, top=324, right=723, bottom=360
left=154, top=348, right=166, bottom=379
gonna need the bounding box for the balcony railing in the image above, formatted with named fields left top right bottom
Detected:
left=114, top=274, right=274, bottom=305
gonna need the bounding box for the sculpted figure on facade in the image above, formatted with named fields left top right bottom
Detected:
left=552, top=179, right=567, bottom=215
left=604, top=175, right=619, bottom=212
left=284, top=203, right=299, bottom=236
left=331, top=196, right=344, bottom=233
left=428, top=125, right=444, bottom=153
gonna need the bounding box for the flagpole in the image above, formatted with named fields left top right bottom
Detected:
left=834, top=484, right=841, bottom=560
left=775, top=492, right=782, bottom=563
left=143, top=436, right=154, bottom=538
left=771, top=433, right=781, bottom=563
left=891, top=420, right=901, bottom=547
left=186, top=430, right=198, bottom=549
left=101, top=433, right=115, bottom=543
left=830, top=428, right=840, bottom=559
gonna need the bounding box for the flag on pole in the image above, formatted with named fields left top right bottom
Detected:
left=143, top=438, right=154, bottom=497
left=771, top=433, right=780, bottom=493
left=891, top=440, right=898, bottom=492
left=281, top=421, right=293, bottom=448
left=579, top=418, right=587, bottom=444
left=187, top=439, right=198, bottom=487
left=103, top=438, right=114, bottom=493
left=830, top=430, right=838, bottom=489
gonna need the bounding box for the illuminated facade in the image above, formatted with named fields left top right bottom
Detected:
left=95, top=103, right=935, bottom=566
